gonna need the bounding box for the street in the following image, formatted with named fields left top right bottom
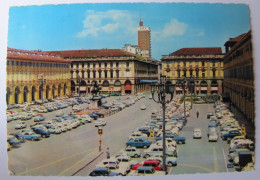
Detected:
left=7, top=94, right=238, bottom=176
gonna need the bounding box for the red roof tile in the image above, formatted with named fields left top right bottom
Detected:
left=7, top=48, right=70, bottom=63
left=170, top=47, right=222, bottom=56
left=226, top=33, right=247, bottom=43
left=47, top=49, right=137, bottom=58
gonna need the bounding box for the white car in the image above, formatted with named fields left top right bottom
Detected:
left=72, top=106, right=83, bottom=112
left=15, top=121, right=27, bottom=129
left=208, top=132, right=218, bottom=142
left=128, top=131, right=148, bottom=140
left=94, top=119, right=107, bottom=127
left=193, top=128, right=202, bottom=139
left=140, top=105, right=146, bottom=110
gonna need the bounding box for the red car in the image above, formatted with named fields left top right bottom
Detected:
left=132, top=163, right=143, bottom=170
left=143, top=160, right=164, bottom=171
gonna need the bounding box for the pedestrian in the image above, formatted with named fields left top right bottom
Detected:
left=106, top=147, right=110, bottom=159
left=196, top=111, right=199, bottom=118
left=72, top=104, right=74, bottom=108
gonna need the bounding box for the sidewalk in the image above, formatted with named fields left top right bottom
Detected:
left=227, top=103, right=255, bottom=141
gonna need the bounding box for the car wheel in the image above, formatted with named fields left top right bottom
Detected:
left=144, top=154, right=150, bottom=158
left=31, top=138, right=35, bottom=141
left=143, top=145, right=148, bottom=148
left=178, top=141, right=182, bottom=144
left=167, top=162, right=173, bottom=167
left=134, top=154, right=139, bottom=158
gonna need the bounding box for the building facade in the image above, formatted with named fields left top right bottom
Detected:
left=138, top=19, right=151, bottom=58
left=223, top=31, right=254, bottom=123
left=6, top=48, right=71, bottom=105
left=49, top=49, right=158, bottom=95
left=161, top=48, right=224, bottom=95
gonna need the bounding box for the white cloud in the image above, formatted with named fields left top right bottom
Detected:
left=102, top=23, right=119, bottom=33
left=152, top=19, right=188, bottom=41
left=77, top=10, right=136, bottom=38
left=162, top=19, right=188, bottom=36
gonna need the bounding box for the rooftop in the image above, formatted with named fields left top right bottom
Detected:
left=170, top=47, right=222, bottom=56
left=7, top=48, right=70, bottom=63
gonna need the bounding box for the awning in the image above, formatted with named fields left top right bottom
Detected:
left=101, top=87, right=121, bottom=91
left=140, top=79, right=158, bottom=83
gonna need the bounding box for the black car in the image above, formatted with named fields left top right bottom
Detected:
left=207, top=112, right=214, bottom=119
left=89, top=167, right=118, bottom=176
left=93, top=111, right=105, bottom=118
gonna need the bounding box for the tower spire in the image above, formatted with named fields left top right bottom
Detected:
left=139, top=19, right=143, bottom=26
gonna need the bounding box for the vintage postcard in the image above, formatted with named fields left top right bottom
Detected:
left=1, top=0, right=259, bottom=180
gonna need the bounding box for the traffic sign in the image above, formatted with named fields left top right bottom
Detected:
left=98, top=128, right=103, bottom=135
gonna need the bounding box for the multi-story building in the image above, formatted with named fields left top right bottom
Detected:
left=122, top=44, right=142, bottom=56
left=161, top=47, right=224, bottom=95
left=49, top=49, right=158, bottom=95
left=223, top=31, right=254, bottom=123
left=6, top=48, right=71, bottom=105
left=138, top=19, right=151, bottom=58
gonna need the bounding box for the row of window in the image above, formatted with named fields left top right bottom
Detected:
left=225, top=42, right=252, bottom=63
left=75, top=70, right=120, bottom=79
left=176, top=69, right=218, bottom=78
left=72, top=62, right=123, bottom=68
left=7, top=60, right=69, bottom=68
left=166, top=61, right=220, bottom=67
left=224, top=65, right=254, bottom=80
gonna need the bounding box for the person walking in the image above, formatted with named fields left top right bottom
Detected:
left=196, top=111, right=199, bottom=118
left=106, top=147, right=110, bottom=159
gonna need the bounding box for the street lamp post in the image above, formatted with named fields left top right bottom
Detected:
left=177, top=77, right=187, bottom=122
left=187, top=77, right=195, bottom=109
left=150, top=74, right=175, bottom=174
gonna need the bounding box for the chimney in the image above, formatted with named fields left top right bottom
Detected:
left=139, top=19, right=143, bottom=26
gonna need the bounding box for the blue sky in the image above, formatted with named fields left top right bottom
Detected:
left=8, top=3, right=250, bottom=60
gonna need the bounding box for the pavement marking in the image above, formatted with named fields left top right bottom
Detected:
left=222, top=147, right=229, bottom=172
left=58, top=147, right=98, bottom=176
left=178, top=163, right=213, bottom=173
left=213, top=146, right=219, bottom=172
left=17, top=148, right=97, bottom=176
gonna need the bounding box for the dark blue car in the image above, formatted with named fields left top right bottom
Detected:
left=89, top=167, right=118, bottom=176
left=88, top=113, right=98, bottom=120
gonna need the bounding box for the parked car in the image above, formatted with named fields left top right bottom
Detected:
left=15, top=121, right=27, bottom=129
left=148, top=155, right=177, bottom=167
left=193, top=128, right=202, bottom=139
left=221, top=130, right=241, bottom=141
left=208, top=132, right=218, bottom=142
left=126, top=137, right=153, bottom=148
left=129, top=166, right=165, bottom=176
left=21, top=131, right=41, bottom=141
left=10, top=132, right=26, bottom=143
left=207, top=112, right=214, bottom=119
left=94, top=119, right=107, bottom=127
left=93, top=111, right=105, bottom=118
left=125, top=147, right=141, bottom=158
left=88, top=113, right=98, bottom=120
left=89, top=167, right=118, bottom=176
left=7, top=135, right=20, bottom=147
left=32, top=127, right=50, bottom=138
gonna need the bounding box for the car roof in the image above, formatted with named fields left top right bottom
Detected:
left=137, top=166, right=154, bottom=171
left=93, top=167, right=108, bottom=171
